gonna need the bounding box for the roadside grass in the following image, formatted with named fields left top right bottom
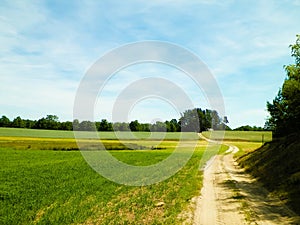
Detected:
left=238, top=133, right=300, bottom=214
left=221, top=135, right=300, bottom=222
left=202, top=130, right=272, bottom=143
left=224, top=141, right=264, bottom=158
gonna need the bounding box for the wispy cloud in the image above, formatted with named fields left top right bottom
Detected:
left=1, top=0, right=299, bottom=128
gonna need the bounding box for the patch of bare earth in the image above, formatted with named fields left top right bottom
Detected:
left=193, top=152, right=300, bottom=225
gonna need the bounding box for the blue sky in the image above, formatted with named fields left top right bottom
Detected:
left=1, top=0, right=300, bottom=128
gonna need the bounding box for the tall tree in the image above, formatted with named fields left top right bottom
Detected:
left=151, top=121, right=166, bottom=132
left=60, top=121, right=73, bottom=130
left=267, top=35, right=300, bottom=137
left=12, top=116, right=26, bottom=128
left=0, top=115, right=11, bottom=127
left=35, top=115, right=60, bottom=130
left=72, top=119, right=80, bottom=131
left=165, top=119, right=179, bottom=132
left=113, top=122, right=130, bottom=131
left=98, top=119, right=113, bottom=131
left=129, top=120, right=140, bottom=131
left=180, top=109, right=201, bottom=132
left=79, top=120, right=95, bottom=131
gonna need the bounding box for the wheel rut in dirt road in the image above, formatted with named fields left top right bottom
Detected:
left=193, top=136, right=300, bottom=225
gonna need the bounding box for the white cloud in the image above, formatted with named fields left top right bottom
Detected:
left=0, top=0, right=299, bottom=127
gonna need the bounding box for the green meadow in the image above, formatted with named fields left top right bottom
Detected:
left=0, top=128, right=263, bottom=224
left=0, top=128, right=199, bottom=140
left=203, top=130, right=272, bottom=142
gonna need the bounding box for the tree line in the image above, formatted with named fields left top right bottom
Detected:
left=234, top=125, right=266, bottom=131
left=0, top=108, right=230, bottom=132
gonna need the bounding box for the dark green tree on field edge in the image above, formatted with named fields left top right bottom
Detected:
left=267, top=34, right=300, bottom=137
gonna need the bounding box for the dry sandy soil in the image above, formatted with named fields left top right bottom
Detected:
left=192, top=142, right=300, bottom=225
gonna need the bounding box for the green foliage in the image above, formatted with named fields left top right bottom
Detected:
left=129, top=120, right=142, bottom=131
left=35, top=115, right=60, bottom=130
left=234, top=125, right=265, bottom=131
left=179, top=108, right=228, bottom=132
left=113, top=122, right=130, bottom=131
left=11, top=116, right=26, bottom=128
left=267, top=34, right=300, bottom=137
left=151, top=121, right=166, bottom=132
left=0, top=107, right=228, bottom=132
left=59, top=121, right=73, bottom=131
left=0, top=115, right=11, bottom=127
left=76, top=120, right=95, bottom=131
left=97, top=119, right=113, bottom=131
left=239, top=36, right=300, bottom=215
left=165, top=119, right=180, bottom=132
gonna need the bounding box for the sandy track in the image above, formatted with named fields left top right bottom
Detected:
left=193, top=142, right=300, bottom=225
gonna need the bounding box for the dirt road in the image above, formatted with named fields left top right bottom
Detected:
left=193, top=141, right=300, bottom=224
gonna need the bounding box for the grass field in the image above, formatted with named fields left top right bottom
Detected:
left=0, top=128, right=199, bottom=140
left=0, top=128, right=265, bottom=224
left=0, top=136, right=152, bottom=151
left=202, top=130, right=272, bottom=142
left=0, top=143, right=225, bottom=224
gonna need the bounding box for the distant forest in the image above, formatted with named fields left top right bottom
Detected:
left=0, top=108, right=233, bottom=132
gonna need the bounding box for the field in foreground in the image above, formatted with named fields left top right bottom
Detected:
left=0, top=129, right=266, bottom=224
left=0, top=131, right=228, bottom=225
left=1, top=148, right=204, bottom=224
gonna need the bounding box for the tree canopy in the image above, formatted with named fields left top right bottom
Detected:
left=234, top=125, right=264, bottom=131
left=267, top=35, right=300, bottom=137
left=0, top=108, right=230, bottom=132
